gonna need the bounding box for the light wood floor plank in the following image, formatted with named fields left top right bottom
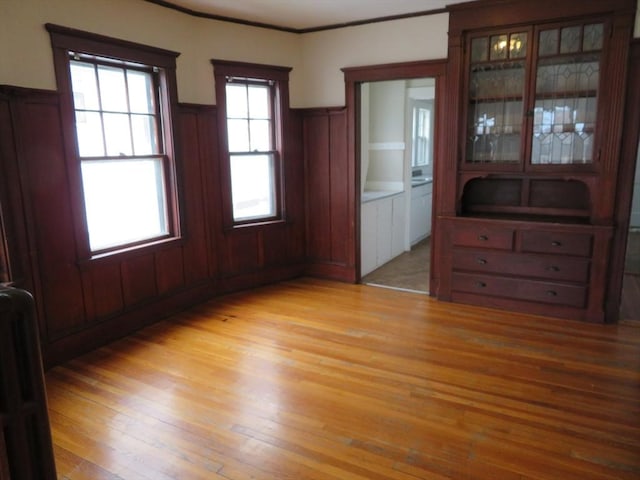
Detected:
left=46, top=278, right=640, bottom=479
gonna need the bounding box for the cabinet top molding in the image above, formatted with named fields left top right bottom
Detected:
left=446, top=0, right=636, bottom=35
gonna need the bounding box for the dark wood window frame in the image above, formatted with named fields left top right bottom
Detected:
left=211, top=59, right=292, bottom=229
left=47, top=23, right=182, bottom=259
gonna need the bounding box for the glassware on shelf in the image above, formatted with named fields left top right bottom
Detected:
left=466, top=32, right=527, bottom=164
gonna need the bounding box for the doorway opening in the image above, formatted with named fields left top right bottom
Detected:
left=359, top=78, right=435, bottom=294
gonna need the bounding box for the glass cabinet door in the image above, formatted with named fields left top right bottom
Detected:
left=466, top=31, right=528, bottom=164
left=531, top=23, right=603, bottom=165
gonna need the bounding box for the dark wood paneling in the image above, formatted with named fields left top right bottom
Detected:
left=178, top=105, right=216, bottom=283
left=82, top=263, right=123, bottom=320
left=155, top=247, right=185, bottom=295
left=329, top=111, right=349, bottom=265
left=121, top=254, right=157, bottom=306
left=302, top=107, right=351, bottom=277
left=303, top=111, right=332, bottom=261
left=1, top=86, right=307, bottom=366
left=18, top=95, right=85, bottom=335
left=607, top=39, right=640, bottom=319
left=221, top=229, right=260, bottom=275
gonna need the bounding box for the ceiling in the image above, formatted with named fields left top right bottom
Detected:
left=152, top=0, right=473, bottom=32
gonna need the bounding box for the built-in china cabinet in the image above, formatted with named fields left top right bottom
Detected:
left=436, top=0, right=636, bottom=322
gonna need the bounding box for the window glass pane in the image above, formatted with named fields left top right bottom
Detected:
left=81, top=158, right=167, bottom=251
left=249, top=119, right=271, bottom=151
left=539, top=29, right=558, bottom=56
left=226, top=84, right=248, bottom=118
left=412, top=107, right=432, bottom=167
left=583, top=24, right=603, bottom=51
left=70, top=61, right=100, bottom=110
left=103, top=113, right=133, bottom=156
left=560, top=26, right=581, bottom=54
left=227, top=119, right=250, bottom=152
left=230, top=154, right=275, bottom=221
left=490, top=34, right=509, bottom=60
left=248, top=85, right=270, bottom=119
left=127, top=70, right=154, bottom=114
left=509, top=32, right=527, bottom=59
left=131, top=114, right=158, bottom=155
left=75, top=111, right=105, bottom=157
left=98, top=65, right=128, bottom=112
left=471, top=37, right=488, bottom=63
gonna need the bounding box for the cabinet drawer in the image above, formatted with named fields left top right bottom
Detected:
left=451, top=225, right=514, bottom=250
left=452, top=272, right=587, bottom=308
left=452, top=250, right=590, bottom=283
left=520, top=231, right=592, bottom=257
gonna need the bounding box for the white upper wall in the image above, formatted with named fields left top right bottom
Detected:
left=0, top=0, right=302, bottom=106
left=0, top=0, right=638, bottom=108
left=299, top=14, right=448, bottom=107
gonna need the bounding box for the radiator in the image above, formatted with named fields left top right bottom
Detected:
left=0, top=286, right=56, bottom=480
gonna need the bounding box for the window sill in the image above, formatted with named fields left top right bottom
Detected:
left=225, top=218, right=289, bottom=232
left=77, top=236, right=184, bottom=269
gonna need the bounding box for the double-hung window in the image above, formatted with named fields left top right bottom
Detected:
left=47, top=24, right=181, bottom=256
left=226, top=78, right=277, bottom=221
left=212, top=60, right=291, bottom=226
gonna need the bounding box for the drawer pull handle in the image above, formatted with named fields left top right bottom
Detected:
left=478, top=235, right=489, bottom=241
left=547, top=265, right=560, bottom=272
left=546, top=290, right=558, bottom=297
left=476, top=258, right=487, bottom=265
left=551, top=241, right=562, bottom=247
left=476, top=281, right=487, bottom=288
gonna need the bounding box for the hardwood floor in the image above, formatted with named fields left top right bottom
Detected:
left=46, top=278, right=640, bottom=479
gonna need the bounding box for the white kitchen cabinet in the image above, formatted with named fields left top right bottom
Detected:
left=361, top=192, right=406, bottom=276
left=410, top=182, right=432, bottom=246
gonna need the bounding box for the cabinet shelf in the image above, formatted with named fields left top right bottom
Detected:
left=535, top=90, right=597, bottom=100
left=469, top=95, right=523, bottom=103
left=463, top=204, right=590, bottom=220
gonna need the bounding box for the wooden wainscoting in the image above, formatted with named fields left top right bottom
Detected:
left=46, top=278, right=640, bottom=479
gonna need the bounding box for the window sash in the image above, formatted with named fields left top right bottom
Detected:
left=70, top=57, right=163, bottom=159
left=68, top=55, right=173, bottom=253
left=229, top=153, right=278, bottom=222
left=81, top=155, right=169, bottom=252
left=225, top=79, right=279, bottom=223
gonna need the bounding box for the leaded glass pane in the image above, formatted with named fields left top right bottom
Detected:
left=467, top=59, right=524, bottom=163
left=539, top=29, right=558, bottom=56
left=532, top=23, right=601, bottom=165
left=509, top=32, right=527, bottom=59
left=471, top=37, right=488, bottom=62
left=490, top=34, right=509, bottom=60
left=536, top=57, right=599, bottom=94
left=583, top=23, right=603, bottom=51
left=560, top=26, right=581, bottom=54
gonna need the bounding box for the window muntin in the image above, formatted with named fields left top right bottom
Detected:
left=224, top=79, right=278, bottom=222
left=68, top=55, right=171, bottom=252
